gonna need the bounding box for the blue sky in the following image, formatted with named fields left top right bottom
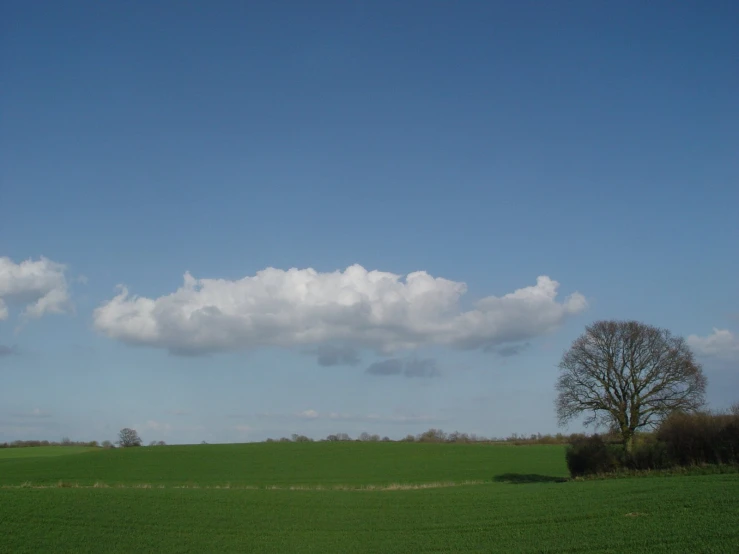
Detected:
left=1, top=0, right=737, bottom=445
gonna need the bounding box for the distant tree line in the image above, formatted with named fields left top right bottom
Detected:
left=0, top=439, right=100, bottom=449
left=258, top=429, right=592, bottom=445
left=0, top=429, right=166, bottom=449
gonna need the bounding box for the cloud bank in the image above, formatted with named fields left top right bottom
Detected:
left=93, top=264, right=587, bottom=356
left=0, top=256, right=71, bottom=320
left=688, top=328, right=739, bottom=361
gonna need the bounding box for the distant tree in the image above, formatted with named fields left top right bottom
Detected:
left=157, top=440, right=166, bottom=446
left=117, top=428, right=142, bottom=448
left=101, top=440, right=114, bottom=449
left=61, top=437, right=72, bottom=446
left=556, top=320, right=707, bottom=453
left=417, top=429, right=447, bottom=443
left=336, top=433, right=351, bottom=441
left=381, top=436, right=391, bottom=442
left=448, top=431, right=471, bottom=443
left=359, top=432, right=371, bottom=441
left=326, top=434, right=339, bottom=441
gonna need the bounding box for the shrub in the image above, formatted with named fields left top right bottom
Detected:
left=565, top=435, right=623, bottom=477
left=417, top=429, right=447, bottom=443
left=657, top=411, right=739, bottom=466
left=628, top=437, right=672, bottom=470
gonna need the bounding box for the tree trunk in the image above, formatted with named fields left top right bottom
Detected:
left=623, top=432, right=634, bottom=455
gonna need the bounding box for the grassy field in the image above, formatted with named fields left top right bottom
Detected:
left=0, top=446, right=98, bottom=459
left=0, top=442, right=568, bottom=487
left=1, top=444, right=737, bottom=553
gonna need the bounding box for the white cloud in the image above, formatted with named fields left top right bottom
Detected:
left=297, top=409, right=320, bottom=419
left=233, top=425, right=252, bottom=433
left=0, top=256, right=71, bottom=320
left=93, top=264, right=586, bottom=356
left=688, top=328, right=739, bottom=361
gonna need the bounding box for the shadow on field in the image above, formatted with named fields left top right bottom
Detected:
left=493, top=473, right=568, bottom=484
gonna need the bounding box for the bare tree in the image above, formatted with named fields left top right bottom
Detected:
left=117, top=428, right=142, bottom=448
left=556, top=320, right=707, bottom=453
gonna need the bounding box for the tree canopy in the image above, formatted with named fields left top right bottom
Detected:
left=556, top=320, right=707, bottom=452
left=117, top=428, right=142, bottom=448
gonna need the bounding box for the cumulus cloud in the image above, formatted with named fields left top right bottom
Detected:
left=688, top=328, right=739, bottom=361
left=365, top=358, right=441, bottom=378
left=0, top=256, right=71, bottom=320
left=93, top=265, right=586, bottom=356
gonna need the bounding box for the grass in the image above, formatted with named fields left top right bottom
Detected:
left=0, top=442, right=568, bottom=487
left=1, top=443, right=737, bottom=553
left=0, top=446, right=98, bottom=459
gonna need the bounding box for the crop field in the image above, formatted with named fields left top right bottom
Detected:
left=1, top=444, right=737, bottom=553
left=0, top=446, right=98, bottom=459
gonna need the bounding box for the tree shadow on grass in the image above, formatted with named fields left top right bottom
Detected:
left=493, top=473, right=568, bottom=484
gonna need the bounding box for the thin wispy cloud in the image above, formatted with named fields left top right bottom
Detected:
left=365, top=358, right=441, bottom=378
left=0, top=344, right=19, bottom=356
left=489, top=343, right=531, bottom=357
left=259, top=410, right=447, bottom=425
left=11, top=408, right=52, bottom=419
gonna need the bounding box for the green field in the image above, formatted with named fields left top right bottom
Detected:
left=0, top=446, right=98, bottom=460
left=1, top=444, right=737, bottom=553
left=0, top=442, right=567, bottom=487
